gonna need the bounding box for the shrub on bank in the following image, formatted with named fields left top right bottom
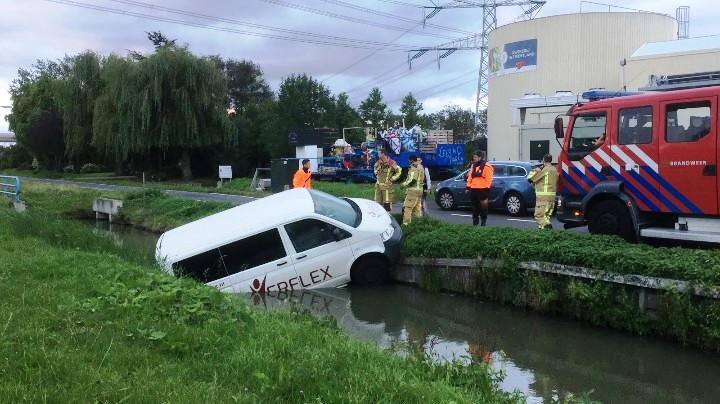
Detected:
left=401, top=217, right=720, bottom=351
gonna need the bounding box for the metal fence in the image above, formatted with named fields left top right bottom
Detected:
left=0, top=176, right=20, bottom=202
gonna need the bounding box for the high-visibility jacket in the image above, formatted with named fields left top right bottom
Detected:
left=402, top=162, right=425, bottom=191
left=466, top=161, right=493, bottom=189
left=374, top=158, right=402, bottom=189
left=527, top=162, right=558, bottom=201
left=293, top=168, right=312, bottom=189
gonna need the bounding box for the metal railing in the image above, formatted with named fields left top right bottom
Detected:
left=0, top=175, right=20, bottom=202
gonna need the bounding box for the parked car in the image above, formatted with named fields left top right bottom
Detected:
left=434, top=161, right=539, bottom=216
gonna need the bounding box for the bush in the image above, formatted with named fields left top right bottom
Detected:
left=0, top=145, right=32, bottom=170
left=63, top=164, right=75, bottom=173
left=80, top=163, right=102, bottom=174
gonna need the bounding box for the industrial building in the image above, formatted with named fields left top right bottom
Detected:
left=485, top=11, right=719, bottom=162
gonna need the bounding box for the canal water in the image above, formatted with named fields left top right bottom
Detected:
left=97, top=223, right=720, bottom=403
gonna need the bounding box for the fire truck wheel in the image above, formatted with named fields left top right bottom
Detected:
left=504, top=192, right=526, bottom=216
left=588, top=200, right=635, bottom=242
left=351, top=256, right=389, bottom=286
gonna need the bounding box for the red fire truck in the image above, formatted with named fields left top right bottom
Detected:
left=554, top=84, right=720, bottom=244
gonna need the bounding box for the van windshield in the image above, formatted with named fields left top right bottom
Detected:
left=308, top=189, right=360, bottom=227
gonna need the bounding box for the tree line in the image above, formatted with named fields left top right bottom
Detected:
left=3, top=32, right=484, bottom=180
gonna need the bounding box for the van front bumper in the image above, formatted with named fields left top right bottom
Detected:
left=383, top=215, right=404, bottom=263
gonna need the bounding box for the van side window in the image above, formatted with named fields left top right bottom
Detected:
left=219, top=229, right=286, bottom=275
left=172, top=229, right=286, bottom=283
left=618, top=106, right=652, bottom=145
left=666, top=101, right=711, bottom=143
left=285, top=219, right=338, bottom=253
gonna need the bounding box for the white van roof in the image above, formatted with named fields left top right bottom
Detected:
left=157, top=188, right=315, bottom=263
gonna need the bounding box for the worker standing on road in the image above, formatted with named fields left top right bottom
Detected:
left=401, top=155, right=425, bottom=225
left=527, top=153, right=558, bottom=229
left=292, top=159, right=312, bottom=189
left=418, top=156, right=431, bottom=216
left=465, top=150, right=493, bottom=226
left=374, top=149, right=402, bottom=212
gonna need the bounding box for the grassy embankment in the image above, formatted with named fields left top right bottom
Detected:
left=0, top=185, right=526, bottom=403
left=5, top=169, right=408, bottom=201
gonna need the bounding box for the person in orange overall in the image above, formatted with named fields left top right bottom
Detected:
left=465, top=150, right=493, bottom=226
left=292, top=159, right=312, bottom=189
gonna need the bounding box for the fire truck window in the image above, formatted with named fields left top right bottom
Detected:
left=568, top=114, right=606, bottom=156
left=618, top=106, right=652, bottom=145
left=666, top=102, right=711, bottom=143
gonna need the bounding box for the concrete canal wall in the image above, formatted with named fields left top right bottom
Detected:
left=393, top=258, right=720, bottom=352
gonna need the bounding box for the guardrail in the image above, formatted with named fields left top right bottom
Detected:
left=0, top=175, right=20, bottom=202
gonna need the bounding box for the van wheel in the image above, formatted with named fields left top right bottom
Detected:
left=351, top=256, right=389, bottom=286
left=588, top=200, right=636, bottom=242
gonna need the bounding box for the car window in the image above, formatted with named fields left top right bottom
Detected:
left=508, top=166, right=527, bottom=176
left=493, top=164, right=507, bottom=177
left=285, top=218, right=338, bottom=253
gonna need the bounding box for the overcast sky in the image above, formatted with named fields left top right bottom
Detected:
left=1, top=0, right=718, bottom=133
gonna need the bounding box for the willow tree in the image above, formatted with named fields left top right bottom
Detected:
left=94, top=44, right=236, bottom=179
left=55, top=51, right=103, bottom=166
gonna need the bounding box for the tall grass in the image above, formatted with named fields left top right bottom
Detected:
left=0, top=209, right=524, bottom=403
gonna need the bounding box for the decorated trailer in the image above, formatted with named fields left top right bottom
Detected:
left=313, top=127, right=464, bottom=183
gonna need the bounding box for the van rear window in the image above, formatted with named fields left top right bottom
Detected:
left=173, top=229, right=286, bottom=283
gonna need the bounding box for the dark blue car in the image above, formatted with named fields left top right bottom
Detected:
left=434, top=161, right=538, bottom=216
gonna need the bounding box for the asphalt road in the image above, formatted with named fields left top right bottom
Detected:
left=23, top=177, right=587, bottom=233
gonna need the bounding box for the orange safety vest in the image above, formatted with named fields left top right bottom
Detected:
left=293, top=168, right=312, bottom=189
left=466, top=161, right=493, bottom=189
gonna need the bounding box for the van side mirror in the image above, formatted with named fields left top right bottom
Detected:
left=554, top=117, right=565, bottom=138
left=331, top=227, right=349, bottom=241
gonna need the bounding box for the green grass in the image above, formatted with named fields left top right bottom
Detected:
left=0, top=209, right=524, bottom=403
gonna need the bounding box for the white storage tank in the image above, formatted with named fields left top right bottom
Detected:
left=487, top=12, right=676, bottom=162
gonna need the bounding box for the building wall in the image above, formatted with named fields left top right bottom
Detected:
left=487, top=12, right=676, bottom=161
left=626, top=49, right=720, bottom=90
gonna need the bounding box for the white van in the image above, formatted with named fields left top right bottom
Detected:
left=155, top=188, right=403, bottom=293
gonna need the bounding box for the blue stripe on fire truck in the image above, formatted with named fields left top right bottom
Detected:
left=646, top=169, right=702, bottom=214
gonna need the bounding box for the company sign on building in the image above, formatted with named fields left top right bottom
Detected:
left=489, top=39, right=537, bottom=78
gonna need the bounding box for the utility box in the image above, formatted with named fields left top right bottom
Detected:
left=270, top=158, right=301, bottom=193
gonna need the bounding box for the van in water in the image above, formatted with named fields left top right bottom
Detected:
left=155, top=188, right=403, bottom=293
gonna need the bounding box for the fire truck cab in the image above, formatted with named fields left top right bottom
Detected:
left=554, top=85, right=720, bottom=244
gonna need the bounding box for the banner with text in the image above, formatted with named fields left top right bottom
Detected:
left=489, top=39, right=537, bottom=78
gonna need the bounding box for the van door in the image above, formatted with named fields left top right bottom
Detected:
left=659, top=97, right=717, bottom=215
left=284, top=218, right=354, bottom=289
left=208, top=228, right=297, bottom=293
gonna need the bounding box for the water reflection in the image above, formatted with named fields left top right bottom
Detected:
left=85, top=220, right=158, bottom=262
left=240, top=284, right=720, bottom=404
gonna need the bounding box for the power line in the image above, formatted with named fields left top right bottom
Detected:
left=385, top=68, right=478, bottom=105
left=43, top=0, right=418, bottom=51
left=258, top=0, right=460, bottom=40
left=318, top=0, right=476, bottom=36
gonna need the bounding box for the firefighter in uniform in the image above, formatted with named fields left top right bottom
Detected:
left=401, top=155, right=424, bottom=225
left=527, top=153, right=558, bottom=229
left=374, top=149, right=402, bottom=212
